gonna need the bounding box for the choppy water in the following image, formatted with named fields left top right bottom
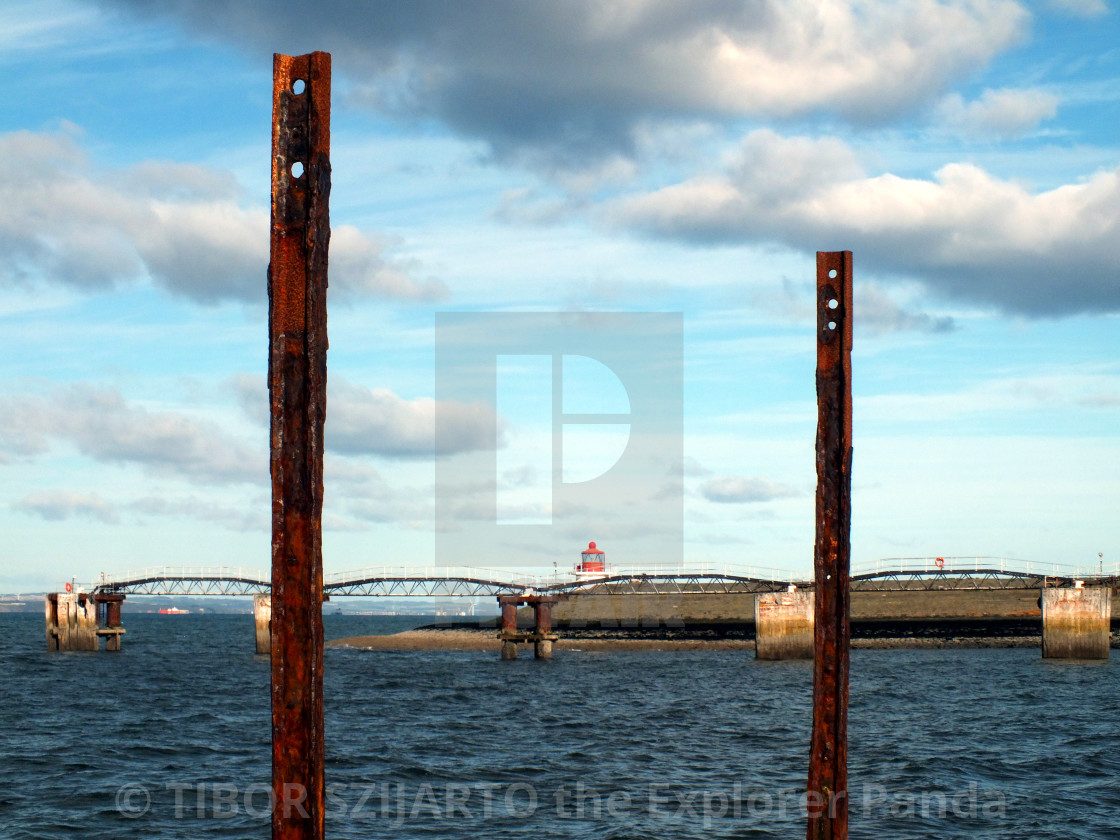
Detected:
left=1, top=612, right=1117, bottom=839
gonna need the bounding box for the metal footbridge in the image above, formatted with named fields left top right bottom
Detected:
left=86, top=557, right=1120, bottom=598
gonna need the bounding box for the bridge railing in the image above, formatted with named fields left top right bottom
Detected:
left=94, top=566, right=270, bottom=589
left=324, top=566, right=547, bottom=588
left=599, top=563, right=804, bottom=582
left=322, top=563, right=809, bottom=592
left=851, top=556, right=1120, bottom=580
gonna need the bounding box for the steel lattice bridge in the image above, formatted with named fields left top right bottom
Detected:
left=85, top=557, right=1119, bottom=598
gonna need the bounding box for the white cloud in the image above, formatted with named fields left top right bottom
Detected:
left=857, top=284, right=955, bottom=335
left=13, top=490, right=120, bottom=524
left=700, top=476, right=798, bottom=504
left=103, top=0, right=1029, bottom=164
left=0, top=129, right=436, bottom=303
left=229, top=374, right=497, bottom=459
left=329, top=379, right=497, bottom=459
left=609, top=129, right=1120, bottom=315
left=0, top=384, right=265, bottom=485
left=130, top=494, right=269, bottom=531
left=937, top=87, right=1059, bottom=138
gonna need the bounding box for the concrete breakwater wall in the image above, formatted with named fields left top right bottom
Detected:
left=548, top=588, right=1120, bottom=634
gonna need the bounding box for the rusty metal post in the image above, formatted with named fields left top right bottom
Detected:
left=807, top=251, right=853, bottom=840
left=269, top=51, right=331, bottom=840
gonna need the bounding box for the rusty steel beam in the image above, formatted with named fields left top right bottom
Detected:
left=269, top=51, right=331, bottom=840
left=807, top=251, right=853, bottom=840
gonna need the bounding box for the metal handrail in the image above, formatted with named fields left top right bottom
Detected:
left=80, top=556, right=1118, bottom=597
left=850, top=556, right=1120, bottom=579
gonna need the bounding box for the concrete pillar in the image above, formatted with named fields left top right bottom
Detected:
left=755, top=590, right=814, bottom=660
left=73, top=594, right=99, bottom=650
left=45, top=594, right=60, bottom=651
left=254, top=593, right=272, bottom=655
left=534, top=601, right=553, bottom=659
left=96, top=593, right=126, bottom=651
left=1042, top=586, right=1111, bottom=659
left=500, top=600, right=518, bottom=659
left=45, top=593, right=99, bottom=651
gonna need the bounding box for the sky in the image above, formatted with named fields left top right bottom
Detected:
left=2, top=0, right=1118, bottom=592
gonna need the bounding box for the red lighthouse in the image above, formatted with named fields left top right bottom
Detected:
left=574, top=541, right=608, bottom=579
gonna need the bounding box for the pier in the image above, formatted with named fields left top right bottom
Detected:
left=47, top=556, right=1117, bottom=656
left=755, top=589, right=814, bottom=660
left=1042, top=585, right=1111, bottom=659
left=44, top=591, right=125, bottom=651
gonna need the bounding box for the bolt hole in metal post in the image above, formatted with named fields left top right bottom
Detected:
left=292, top=78, right=306, bottom=95
left=291, top=161, right=305, bottom=179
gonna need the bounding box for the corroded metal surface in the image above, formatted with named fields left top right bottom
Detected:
left=269, top=51, right=331, bottom=840
left=496, top=595, right=563, bottom=659
left=808, top=251, right=853, bottom=840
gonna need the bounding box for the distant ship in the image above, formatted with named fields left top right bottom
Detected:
left=159, top=607, right=189, bottom=615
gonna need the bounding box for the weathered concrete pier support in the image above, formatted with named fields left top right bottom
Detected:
left=254, top=593, right=272, bottom=655
left=755, top=589, right=814, bottom=660
left=96, top=593, right=126, bottom=651
left=45, top=592, right=97, bottom=650
left=497, top=594, right=561, bottom=659
left=1042, top=586, right=1111, bottom=659
left=45, top=591, right=125, bottom=651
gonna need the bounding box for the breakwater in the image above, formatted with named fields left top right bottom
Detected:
left=529, top=588, right=1120, bottom=648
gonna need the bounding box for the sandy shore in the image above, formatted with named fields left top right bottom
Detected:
left=328, top=628, right=1058, bottom=652
left=328, top=629, right=754, bottom=652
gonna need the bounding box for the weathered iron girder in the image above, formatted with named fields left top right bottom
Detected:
left=324, top=577, right=527, bottom=598
left=269, top=51, right=330, bottom=840
left=808, top=251, right=853, bottom=840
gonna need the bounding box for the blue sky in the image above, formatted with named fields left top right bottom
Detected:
left=2, top=0, right=1118, bottom=592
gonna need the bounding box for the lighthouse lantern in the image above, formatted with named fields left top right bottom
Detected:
left=574, top=541, right=607, bottom=579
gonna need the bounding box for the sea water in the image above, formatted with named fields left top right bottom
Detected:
left=1, top=612, right=1117, bottom=839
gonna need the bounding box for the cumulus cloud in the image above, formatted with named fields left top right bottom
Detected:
left=0, top=129, right=438, bottom=303
left=609, top=129, right=1120, bottom=315
left=937, top=87, right=1059, bottom=138
left=102, top=0, right=1028, bottom=165
left=130, top=495, right=269, bottom=531
left=229, top=373, right=497, bottom=459
left=700, top=476, right=798, bottom=504
left=857, top=284, right=956, bottom=335
left=0, top=384, right=265, bottom=485
left=330, top=379, right=497, bottom=458
left=13, top=491, right=120, bottom=524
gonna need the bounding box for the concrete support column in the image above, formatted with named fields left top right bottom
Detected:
left=96, top=593, right=126, bottom=651
left=500, top=600, right=519, bottom=660
left=45, top=594, right=60, bottom=651
left=45, top=593, right=99, bottom=651
left=755, top=590, right=814, bottom=660
left=534, top=600, right=553, bottom=659
left=1042, top=586, right=1111, bottom=659
left=74, top=594, right=98, bottom=650
left=254, top=593, right=272, bottom=655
